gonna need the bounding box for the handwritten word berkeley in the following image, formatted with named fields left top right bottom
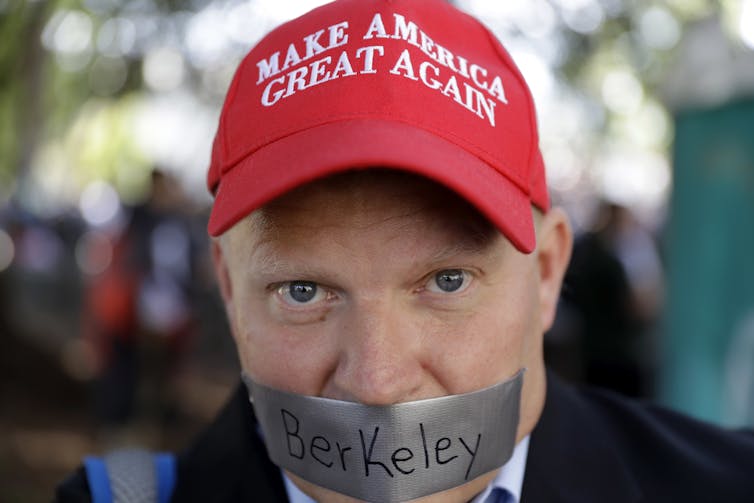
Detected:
left=255, top=13, right=509, bottom=127
left=280, top=408, right=483, bottom=481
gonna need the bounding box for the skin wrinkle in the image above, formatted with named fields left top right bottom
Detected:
left=244, top=240, right=497, bottom=297
left=244, top=208, right=492, bottom=252
left=229, top=168, right=496, bottom=240
left=212, top=170, right=572, bottom=503
left=228, top=224, right=497, bottom=290
left=226, top=198, right=498, bottom=282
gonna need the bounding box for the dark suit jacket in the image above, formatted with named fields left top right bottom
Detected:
left=55, top=372, right=754, bottom=502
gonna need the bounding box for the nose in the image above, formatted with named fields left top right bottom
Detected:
left=330, top=298, right=425, bottom=405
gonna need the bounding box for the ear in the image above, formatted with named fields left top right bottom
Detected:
left=536, top=208, right=573, bottom=332
left=211, top=239, right=236, bottom=333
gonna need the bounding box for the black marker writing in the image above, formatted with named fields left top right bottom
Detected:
left=435, top=437, right=458, bottom=465
left=459, top=433, right=482, bottom=480
left=311, top=435, right=333, bottom=468
left=281, top=409, right=304, bottom=459
left=420, top=422, right=429, bottom=469
left=359, top=427, right=394, bottom=478
left=336, top=441, right=352, bottom=471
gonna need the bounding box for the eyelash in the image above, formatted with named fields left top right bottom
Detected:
left=421, top=268, right=474, bottom=295
left=273, top=281, right=338, bottom=308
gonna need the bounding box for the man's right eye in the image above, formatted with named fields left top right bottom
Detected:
left=277, top=281, right=324, bottom=305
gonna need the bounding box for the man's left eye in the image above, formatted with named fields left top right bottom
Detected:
left=277, top=281, right=326, bottom=305
left=426, top=269, right=471, bottom=294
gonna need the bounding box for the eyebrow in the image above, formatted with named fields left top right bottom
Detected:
left=237, top=204, right=502, bottom=279
left=244, top=236, right=358, bottom=282
left=249, top=251, right=328, bottom=280
left=247, top=228, right=501, bottom=281
left=423, top=231, right=501, bottom=266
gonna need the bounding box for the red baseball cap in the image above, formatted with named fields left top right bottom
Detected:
left=207, top=0, right=549, bottom=253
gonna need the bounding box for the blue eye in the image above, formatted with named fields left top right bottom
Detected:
left=277, top=281, right=327, bottom=305
left=289, top=281, right=317, bottom=302
left=427, top=269, right=469, bottom=293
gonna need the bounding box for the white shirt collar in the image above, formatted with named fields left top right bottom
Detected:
left=470, top=436, right=530, bottom=503
left=283, top=435, right=530, bottom=503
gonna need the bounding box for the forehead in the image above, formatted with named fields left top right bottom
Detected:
left=226, top=170, right=500, bottom=252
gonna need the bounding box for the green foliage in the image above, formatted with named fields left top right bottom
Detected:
left=0, top=0, right=744, bottom=206
left=0, top=0, right=53, bottom=193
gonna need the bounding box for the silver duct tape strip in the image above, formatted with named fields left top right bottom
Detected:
left=243, top=370, right=523, bottom=503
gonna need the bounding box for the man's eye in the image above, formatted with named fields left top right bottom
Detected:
left=426, top=269, right=470, bottom=294
left=277, top=281, right=325, bottom=305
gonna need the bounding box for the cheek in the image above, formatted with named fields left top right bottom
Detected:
left=419, top=308, right=527, bottom=393
left=421, top=283, right=540, bottom=392
left=233, top=301, right=339, bottom=395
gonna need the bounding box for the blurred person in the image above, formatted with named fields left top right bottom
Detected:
left=56, top=1, right=754, bottom=502
left=81, top=218, right=141, bottom=425
left=559, top=202, right=664, bottom=397
left=0, top=207, right=13, bottom=336
left=81, top=171, right=199, bottom=427
left=131, top=170, right=199, bottom=421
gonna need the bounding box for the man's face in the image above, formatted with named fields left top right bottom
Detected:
left=213, top=172, right=570, bottom=502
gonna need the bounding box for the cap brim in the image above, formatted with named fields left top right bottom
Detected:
left=208, top=119, right=535, bottom=253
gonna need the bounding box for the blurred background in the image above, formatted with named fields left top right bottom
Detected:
left=1, top=0, right=754, bottom=500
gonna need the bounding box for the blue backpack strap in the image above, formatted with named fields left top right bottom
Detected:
left=153, top=453, right=177, bottom=503
left=83, top=456, right=113, bottom=503
left=82, top=450, right=176, bottom=503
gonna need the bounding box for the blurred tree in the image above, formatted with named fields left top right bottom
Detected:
left=0, top=0, right=199, bottom=203
left=0, top=0, right=749, bottom=208
left=0, top=0, right=53, bottom=196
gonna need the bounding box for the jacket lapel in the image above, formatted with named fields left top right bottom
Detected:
left=173, top=383, right=289, bottom=502
left=521, top=372, right=642, bottom=503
